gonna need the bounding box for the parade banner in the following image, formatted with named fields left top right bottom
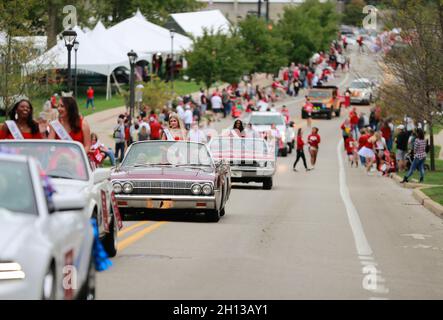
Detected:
left=5, top=121, right=24, bottom=140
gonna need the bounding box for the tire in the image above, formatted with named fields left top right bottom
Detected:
left=335, top=106, right=341, bottom=117
left=78, top=254, right=96, bottom=300
left=102, top=215, right=118, bottom=258
left=42, top=263, right=56, bottom=300
left=207, top=209, right=220, bottom=222
left=301, top=110, right=307, bottom=119
left=326, top=110, right=332, bottom=120
left=263, top=177, right=273, bottom=190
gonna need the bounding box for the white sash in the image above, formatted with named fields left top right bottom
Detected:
left=51, top=120, right=72, bottom=141
left=5, top=121, right=24, bottom=140
left=231, top=129, right=241, bottom=137
left=162, top=127, right=174, bottom=141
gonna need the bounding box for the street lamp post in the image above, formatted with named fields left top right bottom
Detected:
left=62, top=29, right=77, bottom=93
left=127, top=50, right=138, bottom=119
left=170, top=28, right=175, bottom=96
left=73, top=40, right=79, bottom=99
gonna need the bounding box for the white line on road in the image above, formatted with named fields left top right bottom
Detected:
left=337, top=140, right=390, bottom=298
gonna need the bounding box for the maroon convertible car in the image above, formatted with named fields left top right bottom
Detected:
left=111, top=141, right=231, bottom=222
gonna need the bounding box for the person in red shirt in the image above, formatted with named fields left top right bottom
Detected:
left=293, top=128, right=310, bottom=172
left=149, top=117, right=162, bottom=140
left=345, top=135, right=358, bottom=167
left=50, top=94, right=58, bottom=109
left=0, top=99, right=43, bottom=140
left=86, top=86, right=95, bottom=111
left=306, top=70, right=314, bottom=88
left=349, top=107, right=359, bottom=138
left=344, top=88, right=351, bottom=109
left=307, top=127, right=321, bottom=168
left=303, top=96, right=314, bottom=128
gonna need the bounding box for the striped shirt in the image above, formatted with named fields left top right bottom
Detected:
left=414, top=138, right=427, bottom=160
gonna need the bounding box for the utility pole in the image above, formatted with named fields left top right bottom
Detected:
left=265, top=0, right=270, bottom=22
left=258, top=0, right=262, bottom=18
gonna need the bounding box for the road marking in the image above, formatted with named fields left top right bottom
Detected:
left=117, top=221, right=167, bottom=251
left=118, top=221, right=150, bottom=238
left=337, top=140, right=390, bottom=298
left=401, top=233, right=432, bottom=240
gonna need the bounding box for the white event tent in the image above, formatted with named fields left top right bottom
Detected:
left=170, top=10, right=231, bottom=38
left=25, top=11, right=193, bottom=100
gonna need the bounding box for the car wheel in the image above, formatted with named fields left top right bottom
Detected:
left=301, top=110, right=307, bottom=119
left=207, top=209, right=221, bottom=222
left=102, top=215, right=118, bottom=258
left=78, top=253, right=96, bottom=300
left=263, top=177, right=273, bottom=190
left=335, top=107, right=341, bottom=117
left=42, top=264, right=56, bottom=300
left=327, top=110, right=332, bottom=120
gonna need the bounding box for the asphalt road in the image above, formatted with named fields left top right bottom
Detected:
left=97, top=47, right=443, bottom=300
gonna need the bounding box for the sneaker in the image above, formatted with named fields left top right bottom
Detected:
left=419, top=177, right=424, bottom=183
left=401, top=177, right=408, bottom=183
left=306, top=168, right=311, bottom=172
left=293, top=168, right=297, bottom=172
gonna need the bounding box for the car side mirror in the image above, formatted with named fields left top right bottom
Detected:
left=49, top=193, right=87, bottom=214
left=93, top=168, right=111, bottom=184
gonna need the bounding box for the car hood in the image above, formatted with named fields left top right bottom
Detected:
left=251, top=125, right=286, bottom=134
left=211, top=150, right=274, bottom=161
left=50, top=178, right=89, bottom=195
left=112, top=166, right=216, bottom=182
left=0, top=210, right=38, bottom=254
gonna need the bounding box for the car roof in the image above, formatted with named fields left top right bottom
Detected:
left=251, top=112, right=282, bottom=116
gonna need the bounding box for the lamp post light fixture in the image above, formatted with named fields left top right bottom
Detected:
left=127, top=50, right=138, bottom=119
left=62, top=28, right=77, bottom=93
left=73, top=40, right=79, bottom=99
left=170, top=28, right=175, bottom=96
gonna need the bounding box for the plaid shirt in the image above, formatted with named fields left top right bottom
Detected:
left=414, top=139, right=427, bottom=160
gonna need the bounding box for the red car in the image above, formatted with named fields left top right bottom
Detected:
left=111, top=141, right=231, bottom=222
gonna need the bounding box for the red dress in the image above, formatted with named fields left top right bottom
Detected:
left=0, top=125, right=42, bottom=140
left=54, top=118, right=84, bottom=144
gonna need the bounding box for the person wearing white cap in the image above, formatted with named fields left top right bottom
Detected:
left=395, top=124, right=408, bottom=171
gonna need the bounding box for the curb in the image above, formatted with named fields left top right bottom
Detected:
left=391, top=174, right=443, bottom=218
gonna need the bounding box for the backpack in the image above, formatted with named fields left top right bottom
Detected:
left=113, top=126, right=123, bottom=139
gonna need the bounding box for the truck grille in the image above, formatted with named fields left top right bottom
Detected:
left=229, top=160, right=260, bottom=167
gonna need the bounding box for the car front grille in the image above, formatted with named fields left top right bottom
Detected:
left=229, top=160, right=261, bottom=167
left=130, top=180, right=194, bottom=196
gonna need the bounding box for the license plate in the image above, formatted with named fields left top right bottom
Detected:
left=146, top=200, right=173, bottom=209
left=231, top=171, right=242, bottom=178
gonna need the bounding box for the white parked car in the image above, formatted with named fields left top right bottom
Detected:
left=0, top=140, right=121, bottom=257
left=0, top=154, right=95, bottom=299
left=349, top=78, right=377, bottom=105
left=242, top=112, right=289, bottom=157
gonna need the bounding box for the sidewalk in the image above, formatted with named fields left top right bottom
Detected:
left=85, top=74, right=274, bottom=147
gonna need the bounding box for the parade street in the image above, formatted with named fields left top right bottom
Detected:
left=96, top=51, right=443, bottom=300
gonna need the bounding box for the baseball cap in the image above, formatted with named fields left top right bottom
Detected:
left=397, top=124, right=405, bottom=130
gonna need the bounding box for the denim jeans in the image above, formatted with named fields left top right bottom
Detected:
left=405, top=157, right=425, bottom=180
left=115, top=142, right=125, bottom=163
left=86, top=98, right=94, bottom=109
left=104, top=149, right=116, bottom=166
left=360, top=155, right=366, bottom=166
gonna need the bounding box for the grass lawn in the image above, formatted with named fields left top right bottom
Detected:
left=422, top=186, right=443, bottom=206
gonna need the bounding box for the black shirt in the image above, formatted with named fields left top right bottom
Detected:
left=396, top=131, right=408, bottom=151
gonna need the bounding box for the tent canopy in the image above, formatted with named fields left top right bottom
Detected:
left=170, top=10, right=231, bottom=38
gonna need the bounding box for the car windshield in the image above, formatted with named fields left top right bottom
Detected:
left=0, top=142, right=88, bottom=181
left=122, top=141, right=213, bottom=167
left=307, top=90, right=332, bottom=99
left=250, top=115, right=285, bottom=126
left=351, top=81, right=370, bottom=89
left=210, top=138, right=269, bottom=155
left=0, top=160, right=38, bottom=215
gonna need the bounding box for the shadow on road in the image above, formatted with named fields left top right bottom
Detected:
left=122, top=211, right=215, bottom=223
left=231, top=184, right=263, bottom=190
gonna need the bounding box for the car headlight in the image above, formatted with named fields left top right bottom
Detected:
left=122, top=182, right=133, bottom=194
left=258, top=161, right=266, bottom=168
left=191, top=184, right=202, bottom=195
left=202, top=184, right=213, bottom=195
left=0, top=262, right=25, bottom=280
left=113, top=182, right=122, bottom=194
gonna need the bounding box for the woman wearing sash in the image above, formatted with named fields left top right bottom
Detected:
left=48, top=96, right=91, bottom=151
left=161, top=113, right=187, bottom=141
left=0, top=99, right=43, bottom=140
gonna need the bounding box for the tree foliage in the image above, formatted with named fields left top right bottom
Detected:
left=380, top=0, right=443, bottom=170
left=185, top=30, right=251, bottom=90
left=238, top=16, right=289, bottom=75
left=276, top=0, right=339, bottom=64
left=342, top=0, right=367, bottom=27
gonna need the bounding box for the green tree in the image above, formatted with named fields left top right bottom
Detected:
left=185, top=30, right=251, bottom=91
left=342, top=0, right=367, bottom=27
left=276, top=0, right=339, bottom=64
left=238, top=16, right=289, bottom=75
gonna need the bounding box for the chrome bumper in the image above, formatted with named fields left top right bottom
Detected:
left=230, top=167, right=275, bottom=178
left=115, top=194, right=217, bottom=210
